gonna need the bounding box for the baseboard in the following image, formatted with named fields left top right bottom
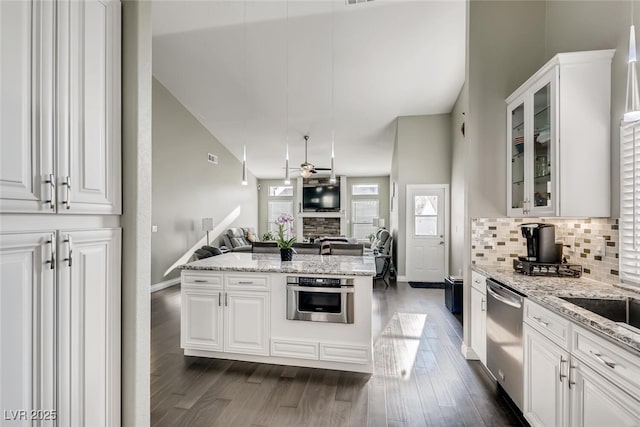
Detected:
left=460, top=342, right=479, bottom=360
left=150, top=278, right=180, bottom=293
left=396, top=275, right=408, bottom=283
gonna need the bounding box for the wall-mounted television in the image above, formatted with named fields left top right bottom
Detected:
left=303, top=185, right=340, bottom=211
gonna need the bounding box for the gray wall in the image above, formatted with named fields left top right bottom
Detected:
left=392, top=114, right=452, bottom=277
left=151, top=78, right=258, bottom=284
left=450, top=84, right=467, bottom=277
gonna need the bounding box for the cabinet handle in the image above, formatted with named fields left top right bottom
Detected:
left=474, top=279, right=481, bottom=284
left=481, top=297, right=486, bottom=311
left=225, top=292, right=228, bottom=307
left=63, top=236, right=73, bottom=267
left=532, top=316, right=549, bottom=327
left=568, top=364, right=576, bottom=389
left=193, top=279, right=208, bottom=283
left=45, top=235, right=55, bottom=270
left=218, top=292, right=221, bottom=307
left=589, top=350, right=616, bottom=369
left=44, top=173, right=56, bottom=210
left=62, top=176, right=71, bottom=209
left=238, top=281, right=253, bottom=284
left=559, top=356, right=567, bottom=383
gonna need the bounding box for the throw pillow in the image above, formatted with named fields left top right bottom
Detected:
left=246, top=231, right=256, bottom=242
left=231, top=237, right=246, bottom=248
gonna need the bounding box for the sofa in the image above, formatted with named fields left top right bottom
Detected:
left=221, top=227, right=258, bottom=252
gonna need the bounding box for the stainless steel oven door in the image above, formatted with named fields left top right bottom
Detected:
left=286, top=285, right=354, bottom=324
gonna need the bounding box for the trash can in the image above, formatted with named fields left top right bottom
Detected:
left=444, top=275, right=463, bottom=314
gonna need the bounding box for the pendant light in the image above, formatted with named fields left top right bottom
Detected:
left=329, top=0, right=337, bottom=185
left=625, top=3, right=640, bottom=122
left=241, top=1, right=250, bottom=185
left=241, top=145, right=248, bottom=186
left=284, top=0, right=291, bottom=185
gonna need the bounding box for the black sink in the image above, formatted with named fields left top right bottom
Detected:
left=559, top=296, right=640, bottom=330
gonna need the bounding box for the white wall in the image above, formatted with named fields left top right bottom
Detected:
left=151, top=78, right=258, bottom=284
left=392, top=114, right=452, bottom=277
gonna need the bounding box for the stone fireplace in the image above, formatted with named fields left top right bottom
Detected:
left=303, top=217, right=341, bottom=239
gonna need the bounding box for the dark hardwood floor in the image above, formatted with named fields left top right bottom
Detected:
left=151, top=280, right=524, bottom=426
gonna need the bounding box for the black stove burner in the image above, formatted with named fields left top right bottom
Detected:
left=513, top=259, right=582, bottom=278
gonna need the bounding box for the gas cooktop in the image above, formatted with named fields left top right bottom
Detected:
left=513, top=259, right=582, bottom=278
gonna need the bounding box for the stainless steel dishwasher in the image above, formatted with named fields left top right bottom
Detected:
left=486, top=278, right=524, bottom=411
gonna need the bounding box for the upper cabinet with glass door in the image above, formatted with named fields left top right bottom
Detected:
left=506, top=50, right=614, bottom=218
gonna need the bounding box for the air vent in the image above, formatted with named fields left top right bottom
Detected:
left=207, top=153, right=218, bottom=164
left=346, top=0, right=373, bottom=5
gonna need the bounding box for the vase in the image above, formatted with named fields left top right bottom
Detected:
left=280, top=248, right=293, bottom=261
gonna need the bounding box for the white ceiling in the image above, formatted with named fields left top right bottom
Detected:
left=152, top=0, right=466, bottom=179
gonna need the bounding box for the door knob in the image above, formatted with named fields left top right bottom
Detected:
left=439, top=241, right=445, bottom=245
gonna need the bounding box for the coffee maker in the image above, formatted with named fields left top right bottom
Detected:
left=520, top=223, right=558, bottom=263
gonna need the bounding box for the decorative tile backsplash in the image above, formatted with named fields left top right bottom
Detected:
left=472, top=217, right=619, bottom=285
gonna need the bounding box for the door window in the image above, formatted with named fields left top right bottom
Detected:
left=414, top=195, right=438, bottom=236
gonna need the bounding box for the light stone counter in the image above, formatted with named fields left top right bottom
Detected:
left=179, top=252, right=376, bottom=276
left=472, top=265, right=640, bottom=354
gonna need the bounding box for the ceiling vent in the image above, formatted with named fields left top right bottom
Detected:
left=207, top=153, right=218, bottom=164
left=346, top=0, right=373, bottom=5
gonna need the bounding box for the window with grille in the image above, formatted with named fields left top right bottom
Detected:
left=351, top=199, right=378, bottom=241
left=267, top=200, right=293, bottom=234
left=620, top=122, right=640, bottom=286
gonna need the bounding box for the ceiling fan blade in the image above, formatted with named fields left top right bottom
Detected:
left=313, top=167, right=332, bottom=171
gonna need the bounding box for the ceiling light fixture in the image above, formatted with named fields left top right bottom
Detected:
left=242, top=145, right=248, bottom=186
left=284, top=144, right=291, bottom=185
left=284, top=0, right=291, bottom=185
left=625, top=4, right=640, bottom=122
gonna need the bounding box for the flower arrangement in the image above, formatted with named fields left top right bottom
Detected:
left=275, top=213, right=296, bottom=249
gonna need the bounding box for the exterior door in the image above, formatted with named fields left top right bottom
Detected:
left=0, top=232, right=56, bottom=426
left=405, top=185, right=447, bottom=282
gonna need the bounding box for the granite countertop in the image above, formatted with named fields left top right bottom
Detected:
left=472, top=265, right=640, bottom=354
left=179, top=252, right=376, bottom=276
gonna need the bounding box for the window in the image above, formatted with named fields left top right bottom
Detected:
left=352, top=184, right=379, bottom=196
left=352, top=199, right=379, bottom=240
left=267, top=200, right=293, bottom=234
left=414, top=195, right=438, bottom=236
left=620, top=122, right=640, bottom=285
left=269, top=185, right=293, bottom=197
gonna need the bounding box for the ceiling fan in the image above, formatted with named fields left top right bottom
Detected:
left=293, top=135, right=332, bottom=178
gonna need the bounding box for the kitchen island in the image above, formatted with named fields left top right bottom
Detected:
left=178, top=252, right=376, bottom=373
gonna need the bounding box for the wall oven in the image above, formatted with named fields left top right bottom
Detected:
left=286, top=276, right=354, bottom=324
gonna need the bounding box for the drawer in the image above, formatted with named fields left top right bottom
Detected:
left=271, top=338, right=319, bottom=360
left=471, top=271, right=487, bottom=293
left=319, top=343, right=370, bottom=364
left=524, top=299, right=571, bottom=350
left=572, top=324, right=640, bottom=397
left=225, top=274, right=270, bottom=290
left=182, top=272, right=223, bottom=289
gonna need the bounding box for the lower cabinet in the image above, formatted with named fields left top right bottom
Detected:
left=523, top=301, right=640, bottom=427
left=0, top=229, right=121, bottom=427
left=523, top=324, right=569, bottom=427
left=570, top=359, right=640, bottom=427
left=181, top=276, right=270, bottom=357
left=470, top=272, right=487, bottom=365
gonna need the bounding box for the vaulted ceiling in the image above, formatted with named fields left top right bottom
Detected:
left=152, top=0, right=465, bottom=179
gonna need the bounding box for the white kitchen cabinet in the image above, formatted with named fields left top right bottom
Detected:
left=181, top=286, right=224, bottom=352
left=56, top=0, right=121, bottom=214
left=181, top=272, right=271, bottom=357
left=523, top=324, right=569, bottom=427
left=0, top=1, right=56, bottom=213
left=523, top=299, right=640, bottom=427
left=570, top=359, right=640, bottom=427
left=0, top=232, right=56, bottom=425
left=0, top=0, right=121, bottom=215
left=506, top=50, right=614, bottom=217
left=224, top=291, right=270, bottom=356
left=57, top=229, right=121, bottom=427
left=470, top=271, right=487, bottom=365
